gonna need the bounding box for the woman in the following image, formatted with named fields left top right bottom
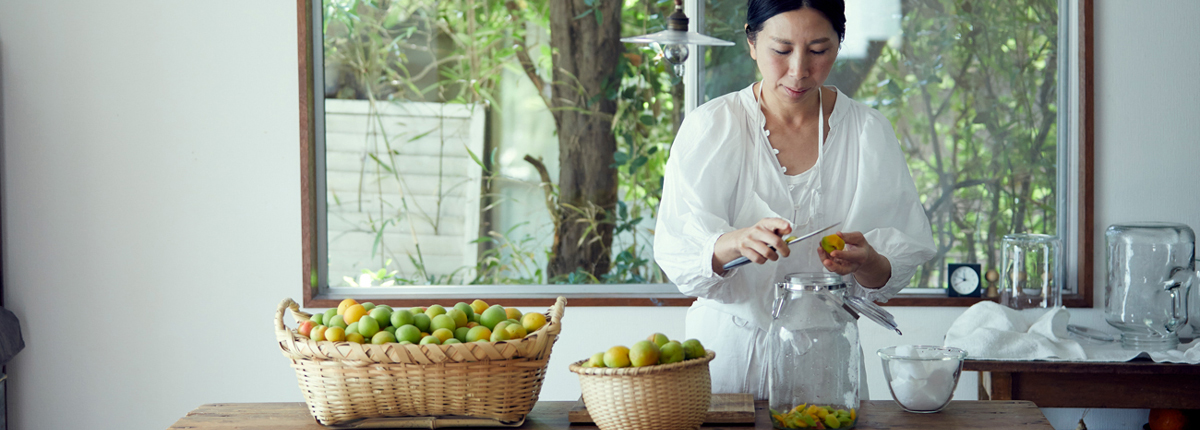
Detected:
left=653, top=0, right=935, bottom=400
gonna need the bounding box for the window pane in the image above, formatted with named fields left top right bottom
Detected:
left=702, top=0, right=1060, bottom=289
left=320, top=0, right=682, bottom=288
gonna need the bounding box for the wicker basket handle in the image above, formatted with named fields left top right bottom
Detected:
left=274, top=298, right=300, bottom=358
left=545, top=296, right=566, bottom=336
left=275, top=298, right=308, bottom=330
left=274, top=298, right=315, bottom=356
left=523, top=296, right=566, bottom=360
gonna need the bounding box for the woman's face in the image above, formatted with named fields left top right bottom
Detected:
left=748, top=8, right=840, bottom=106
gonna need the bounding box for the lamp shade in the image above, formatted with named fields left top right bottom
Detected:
left=620, top=29, right=734, bottom=47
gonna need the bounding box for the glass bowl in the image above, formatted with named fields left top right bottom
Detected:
left=877, top=345, right=967, bottom=413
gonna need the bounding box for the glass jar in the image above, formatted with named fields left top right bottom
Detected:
left=1105, top=223, right=1197, bottom=351
left=999, top=234, right=1062, bottom=309
left=768, top=273, right=860, bottom=430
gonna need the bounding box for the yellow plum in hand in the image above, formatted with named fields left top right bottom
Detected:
left=820, top=234, right=845, bottom=254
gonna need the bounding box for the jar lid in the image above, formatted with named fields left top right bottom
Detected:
left=844, top=295, right=902, bottom=335
left=781, top=272, right=846, bottom=290
left=778, top=272, right=900, bottom=334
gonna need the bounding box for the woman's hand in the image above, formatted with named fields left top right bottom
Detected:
left=712, top=218, right=793, bottom=275
left=817, top=232, right=892, bottom=288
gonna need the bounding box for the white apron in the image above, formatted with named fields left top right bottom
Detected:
left=687, top=84, right=871, bottom=401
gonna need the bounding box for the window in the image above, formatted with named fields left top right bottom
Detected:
left=298, top=0, right=1094, bottom=307
left=691, top=0, right=1092, bottom=306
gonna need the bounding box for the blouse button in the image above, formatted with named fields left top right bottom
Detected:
left=781, top=166, right=788, bottom=173
left=764, top=130, right=771, bottom=136
left=788, top=185, right=795, bottom=191
left=773, top=148, right=780, bottom=154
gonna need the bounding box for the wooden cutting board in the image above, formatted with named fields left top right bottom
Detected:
left=567, top=393, right=755, bottom=424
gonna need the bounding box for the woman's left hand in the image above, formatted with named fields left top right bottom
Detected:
left=817, top=232, right=892, bottom=288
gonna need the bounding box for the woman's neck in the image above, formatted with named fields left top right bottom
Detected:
left=759, top=82, right=822, bottom=128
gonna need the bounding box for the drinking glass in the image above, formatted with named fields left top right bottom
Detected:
left=999, top=234, right=1062, bottom=309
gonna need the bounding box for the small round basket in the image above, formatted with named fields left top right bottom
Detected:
left=568, top=350, right=715, bottom=430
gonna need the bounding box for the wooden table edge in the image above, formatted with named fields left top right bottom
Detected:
left=170, top=400, right=1054, bottom=429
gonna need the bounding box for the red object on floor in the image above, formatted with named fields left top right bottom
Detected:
left=1148, top=408, right=1187, bottom=430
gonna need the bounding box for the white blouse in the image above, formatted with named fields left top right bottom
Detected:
left=654, top=83, right=936, bottom=332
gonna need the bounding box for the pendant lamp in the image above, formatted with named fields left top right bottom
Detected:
left=620, top=0, right=734, bottom=76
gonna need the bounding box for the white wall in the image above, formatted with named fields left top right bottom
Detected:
left=0, top=1, right=1197, bottom=429
left=1052, top=3, right=1200, bottom=427
left=0, top=2, right=304, bottom=429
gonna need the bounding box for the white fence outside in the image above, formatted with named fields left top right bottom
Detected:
left=324, top=99, right=486, bottom=286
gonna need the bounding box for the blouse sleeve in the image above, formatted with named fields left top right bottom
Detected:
left=845, top=110, right=937, bottom=302
left=653, top=103, right=751, bottom=304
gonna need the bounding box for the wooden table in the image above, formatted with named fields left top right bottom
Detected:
left=965, top=359, right=1200, bottom=409
left=169, top=400, right=1053, bottom=429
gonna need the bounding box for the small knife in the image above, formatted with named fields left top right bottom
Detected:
left=721, top=222, right=841, bottom=271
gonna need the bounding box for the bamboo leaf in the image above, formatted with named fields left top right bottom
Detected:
left=464, top=144, right=485, bottom=169
left=367, top=153, right=395, bottom=174
left=406, top=127, right=436, bottom=142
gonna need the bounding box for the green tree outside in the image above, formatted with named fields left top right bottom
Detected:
left=321, top=0, right=1060, bottom=290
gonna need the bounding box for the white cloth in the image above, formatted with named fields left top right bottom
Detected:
left=944, top=301, right=1087, bottom=360
left=654, top=83, right=935, bottom=397
left=944, top=301, right=1200, bottom=363
left=654, top=83, right=936, bottom=330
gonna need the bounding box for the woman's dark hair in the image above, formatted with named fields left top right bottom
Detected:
left=745, top=0, right=845, bottom=44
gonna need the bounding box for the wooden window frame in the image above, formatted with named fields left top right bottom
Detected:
left=296, top=0, right=1094, bottom=309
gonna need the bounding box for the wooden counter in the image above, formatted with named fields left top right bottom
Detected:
left=169, top=400, right=1053, bottom=429
left=965, top=358, right=1200, bottom=409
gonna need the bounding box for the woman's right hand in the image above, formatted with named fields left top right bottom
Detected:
left=712, top=217, right=793, bottom=275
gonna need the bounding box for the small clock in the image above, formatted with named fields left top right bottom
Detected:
left=947, top=263, right=982, bottom=297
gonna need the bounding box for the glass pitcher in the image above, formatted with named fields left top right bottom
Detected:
left=1105, top=223, right=1197, bottom=351
left=767, top=273, right=860, bottom=430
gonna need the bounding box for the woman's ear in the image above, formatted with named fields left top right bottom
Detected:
left=745, top=25, right=757, bottom=60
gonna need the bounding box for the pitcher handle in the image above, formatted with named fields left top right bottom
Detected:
left=1166, top=265, right=1195, bottom=323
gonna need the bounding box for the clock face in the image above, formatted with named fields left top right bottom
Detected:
left=950, top=266, right=981, bottom=295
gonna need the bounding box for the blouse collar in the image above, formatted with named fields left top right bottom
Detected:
left=738, top=82, right=845, bottom=130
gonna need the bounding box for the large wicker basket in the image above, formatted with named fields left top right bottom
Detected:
left=568, top=350, right=715, bottom=430
left=275, top=297, right=566, bottom=427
